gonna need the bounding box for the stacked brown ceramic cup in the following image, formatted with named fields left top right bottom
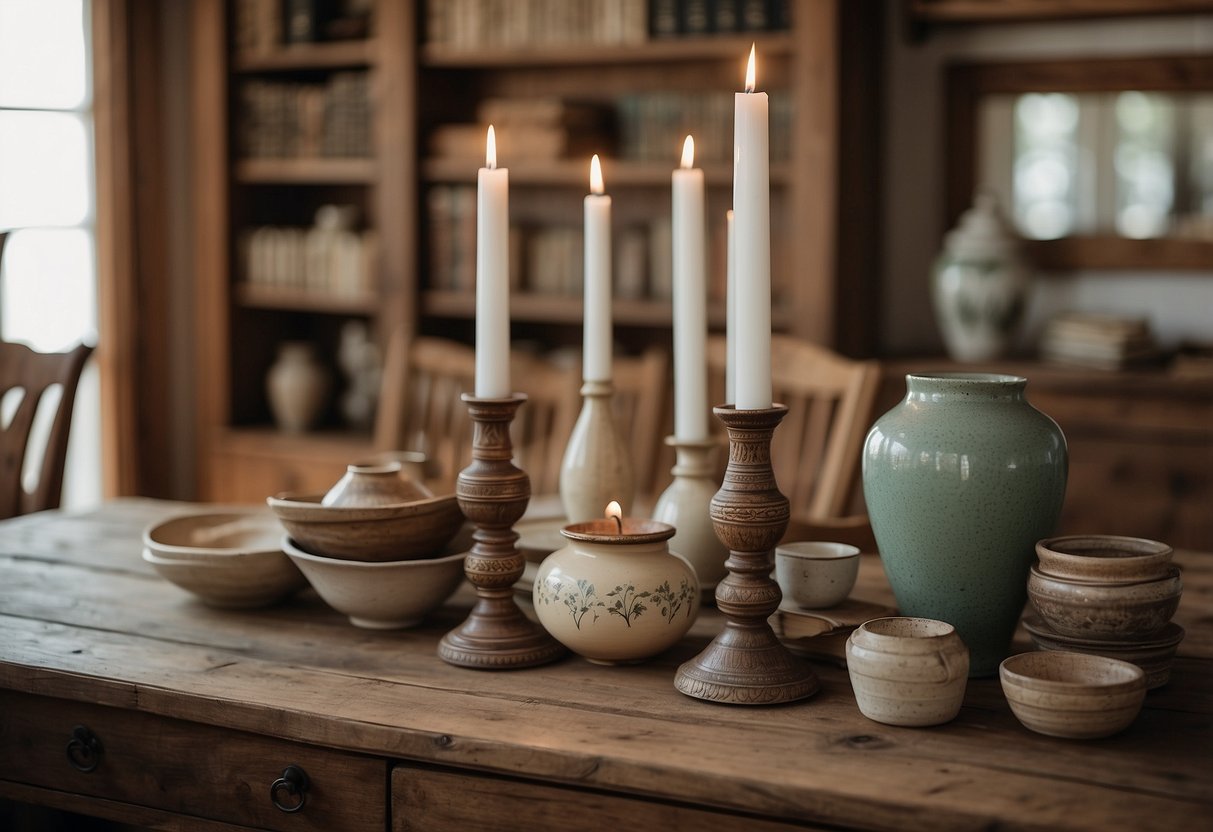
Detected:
left=1025, top=535, right=1185, bottom=689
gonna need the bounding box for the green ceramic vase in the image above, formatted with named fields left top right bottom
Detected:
left=862, top=373, right=1067, bottom=676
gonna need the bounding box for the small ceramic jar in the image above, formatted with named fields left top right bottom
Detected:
left=846, top=617, right=970, bottom=727
left=321, top=461, right=432, bottom=507
left=533, top=518, right=699, bottom=664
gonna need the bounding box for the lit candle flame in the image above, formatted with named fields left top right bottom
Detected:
left=745, top=43, right=756, bottom=93
left=680, top=135, right=695, bottom=169
left=605, top=500, right=622, bottom=533
left=486, top=124, right=497, bottom=169
left=590, top=154, right=604, bottom=195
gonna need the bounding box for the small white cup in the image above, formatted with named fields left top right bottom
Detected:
left=775, top=541, right=861, bottom=609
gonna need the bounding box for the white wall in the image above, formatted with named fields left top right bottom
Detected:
left=881, top=7, right=1213, bottom=355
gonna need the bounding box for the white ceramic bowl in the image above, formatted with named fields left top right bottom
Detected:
left=999, top=651, right=1147, bottom=739
left=142, top=548, right=305, bottom=608
left=143, top=511, right=285, bottom=562
left=775, top=541, right=861, bottom=609
left=281, top=535, right=466, bottom=629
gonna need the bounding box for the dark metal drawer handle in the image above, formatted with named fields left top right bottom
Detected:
left=66, top=724, right=104, bottom=773
left=270, top=764, right=310, bottom=813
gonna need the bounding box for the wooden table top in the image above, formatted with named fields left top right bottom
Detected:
left=1, top=499, right=1210, bottom=832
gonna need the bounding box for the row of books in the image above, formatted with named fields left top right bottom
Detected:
left=239, top=224, right=378, bottom=297
left=1038, top=312, right=1158, bottom=370
left=234, top=0, right=372, bottom=52
left=618, top=91, right=791, bottom=163
left=239, top=73, right=371, bottom=159
left=427, top=185, right=744, bottom=305
left=427, top=93, right=791, bottom=165
left=426, top=0, right=648, bottom=49
left=650, top=0, right=791, bottom=37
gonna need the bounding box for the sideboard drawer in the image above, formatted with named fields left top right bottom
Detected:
left=393, top=766, right=831, bottom=831
left=0, top=691, right=385, bottom=832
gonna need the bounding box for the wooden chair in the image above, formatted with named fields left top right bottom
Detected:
left=610, top=346, right=669, bottom=500
left=0, top=341, right=94, bottom=519
left=706, top=334, right=882, bottom=549
left=374, top=333, right=580, bottom=495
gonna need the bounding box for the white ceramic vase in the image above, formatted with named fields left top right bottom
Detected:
left=845, top=616, right=969, bottom=727
left=533, top=519, right=699, bottom=664
left=267, top=341, right=330, bottom=433
left=651, top=437, right=728, bottom=594
left=932, top=193, right=1031, bottom=362
left=558, top=379, right=635, bottom=523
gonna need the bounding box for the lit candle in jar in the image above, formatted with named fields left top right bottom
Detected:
left=733, top=44, right=773, bottom=409
left=583, top=154, right=612, bottom=383
left=475, top=125, right=510, bottom=397
left=672, top=135, right=708, bottom=441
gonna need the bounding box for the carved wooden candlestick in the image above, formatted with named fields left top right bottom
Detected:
left=674, top=405, right=820, bottom=704
left=438, top=394, right=566, bottom=669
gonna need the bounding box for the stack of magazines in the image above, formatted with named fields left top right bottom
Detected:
left=1038, top=312, right=1157, bottom=370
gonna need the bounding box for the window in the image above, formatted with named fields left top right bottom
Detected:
left=0, top=0, right=101, bottom=507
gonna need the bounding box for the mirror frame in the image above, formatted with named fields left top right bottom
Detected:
left=945, top=54, right=1213, bottom=271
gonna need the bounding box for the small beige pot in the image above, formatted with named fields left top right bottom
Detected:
left=846, top=617, right=970, bottom=727
left=533, top=519, right=699, bottom=664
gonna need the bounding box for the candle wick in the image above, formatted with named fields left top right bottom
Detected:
left=611, top=515, right=622, bottom=534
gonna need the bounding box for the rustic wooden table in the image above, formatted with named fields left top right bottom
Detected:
left=1, top=499, right=1210, bottom=831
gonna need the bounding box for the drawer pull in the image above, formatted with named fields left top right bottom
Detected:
left=270, top=764, right=310, bottom=813
left=66, top=724, right=104, bottom=772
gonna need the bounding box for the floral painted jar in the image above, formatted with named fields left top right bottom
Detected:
left=846, top=617, right=970, bottom=727
left=533, top=517, right=700, bottom=664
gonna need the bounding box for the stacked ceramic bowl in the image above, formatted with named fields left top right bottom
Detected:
left=1025, top=535, right=1185, bottom=689
left=143, top=511, right=307, bottom=608
left=268, top=461, right=469, bottom=629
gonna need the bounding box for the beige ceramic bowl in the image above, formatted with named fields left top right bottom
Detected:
left=1023, top=617, right=1185, bottom=690
left=1027, top=564, right=1182, bottom=641
left=1035, top=535, right=1174, bottom=584
left=999, top=651, right=1147, bottom=739
left=143, top=511, right=285, bottom=562
left=281, top=536, right=466, bottom=629
left=142, top=548, right=305, bottom=608
left=775, top=541, right=860, bottom=609
left=267, top=492, right=464, bottom=562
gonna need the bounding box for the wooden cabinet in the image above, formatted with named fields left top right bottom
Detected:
left=192, top=0, right=882, bottom=503
left=0, top=691, right=385, bottom=832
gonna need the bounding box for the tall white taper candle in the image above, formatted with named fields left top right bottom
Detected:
left=672, top=135, right=708, bottom=441
left=475, top=125, right=510, bottom=397
left=583, top=154, right=612, bottom=382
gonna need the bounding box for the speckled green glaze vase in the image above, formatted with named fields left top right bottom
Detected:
left=862, top=373, right=1067, bottom=677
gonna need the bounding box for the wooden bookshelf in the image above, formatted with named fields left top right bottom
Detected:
left=192, top=0, right=882, bottom=503
left=192, top=0, right=414, bottom=503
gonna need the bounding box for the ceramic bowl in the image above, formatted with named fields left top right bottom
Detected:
left=267, top=492, right=464, bottom=562
left=1035, top=535, right=1174, bottom=584
left=143, top=511, right=285, bottom=562
left=1023, top=617, right=1185, bottom=690
left=142, top=548, right=306, bottom=608
left=775, top=541, right=861, bottom=609
left=1027, top=565, right=1182, bottom=641
left=321, top=461, right=432, bottom=507
left=999, top=651, right=1147, bottom=739
left=281, top=535, right=466, bottom=629
left=845, top=617, right=970, bottom=727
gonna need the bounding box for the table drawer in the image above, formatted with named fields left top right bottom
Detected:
left=0, top=691, right=385, bottom=832
left=393, top=766, right=829, bottom=832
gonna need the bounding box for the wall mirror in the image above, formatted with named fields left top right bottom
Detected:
left=946, top=55, right=1213, bottom=270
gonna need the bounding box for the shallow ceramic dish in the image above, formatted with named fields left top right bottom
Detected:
left=267, top=492, right=464, bottom=562
left=142, top=548, right=305, bottom=608
left=282, top=535, right=466, bottom=629
left=999, top=651, right=1147, bottom=739
left=1023, top=617, right=1184, bottom=690
left=1035, top=535, right=1174, bottom=584
left=143, top=511, right=285, bottom=562
left=1027, top=564, right=1182, bottom=641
